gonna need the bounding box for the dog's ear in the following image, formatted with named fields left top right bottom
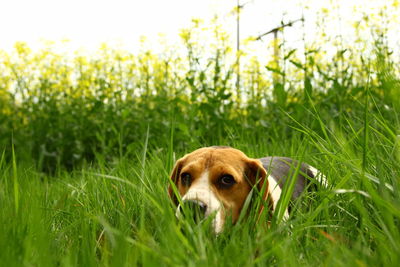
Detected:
left=168, top=157, right=185, bottom=205
left=245, top=159, right=275, bottom=219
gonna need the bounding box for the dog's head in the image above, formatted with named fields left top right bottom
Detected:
left=168, top=146, right=275, bottom=233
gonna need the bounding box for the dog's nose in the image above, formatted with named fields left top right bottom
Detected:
left=179, top=200, right=207, bottom=222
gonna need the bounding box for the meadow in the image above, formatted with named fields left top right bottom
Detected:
left=1, top=8, right=400, bottom=266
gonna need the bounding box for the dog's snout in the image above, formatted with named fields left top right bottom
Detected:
left=179, top=200, right=208, bottom=222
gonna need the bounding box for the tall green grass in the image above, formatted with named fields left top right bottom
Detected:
left=0, top=105, right=399, bottom=266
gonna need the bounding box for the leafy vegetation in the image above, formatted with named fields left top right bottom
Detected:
left=0, top=1, right=400, bottom=266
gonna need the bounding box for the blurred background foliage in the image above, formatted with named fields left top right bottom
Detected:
left=0, top=1, right=399, bottom=172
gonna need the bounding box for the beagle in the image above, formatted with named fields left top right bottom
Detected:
left=168, top=146, right=326, bottom=234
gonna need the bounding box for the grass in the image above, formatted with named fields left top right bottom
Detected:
left=1, top=101, right=399, bottom=266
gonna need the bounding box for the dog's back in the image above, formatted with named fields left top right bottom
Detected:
left=259, top=157, right=324, bottom=200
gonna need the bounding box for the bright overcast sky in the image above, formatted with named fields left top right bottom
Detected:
left=0, top=0, right=396, bottom=53
left=1, top=0, right=231, bottom=51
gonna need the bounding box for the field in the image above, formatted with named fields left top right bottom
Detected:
left=1, top=8, right=400, bottom=266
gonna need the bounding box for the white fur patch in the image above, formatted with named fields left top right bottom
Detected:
left=267, top=175, right=289, bottom=220
left=308, top=166, right=328, bottom=187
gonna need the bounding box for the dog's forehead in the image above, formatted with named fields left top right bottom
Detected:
left=183, top=147, right=249, bottom=169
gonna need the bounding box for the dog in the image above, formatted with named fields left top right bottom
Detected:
left=168, top=146, right=326, bottom=234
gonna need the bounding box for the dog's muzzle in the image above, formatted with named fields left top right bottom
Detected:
left=175, top=189, right=225, bottom=233
left=177, top=199, right=208, bottom=222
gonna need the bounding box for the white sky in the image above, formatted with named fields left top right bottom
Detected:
left=0, top=0, right=397, bottom=54
left=1, top=0, right=223, bottom=51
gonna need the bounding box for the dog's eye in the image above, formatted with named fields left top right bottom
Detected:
left=181, top=173, right=191, bottom=186
left=219, top=174, right=236, bottom=188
